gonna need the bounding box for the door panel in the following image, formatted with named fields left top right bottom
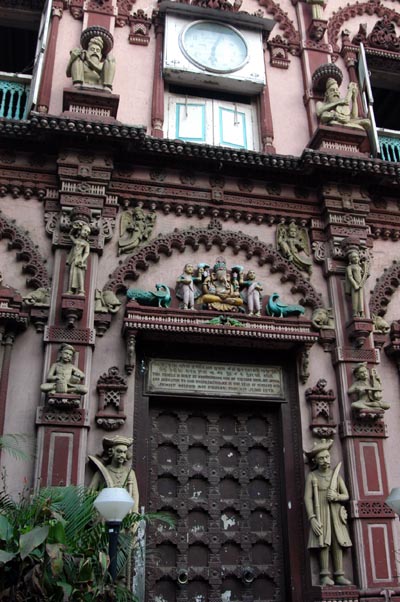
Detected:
left=146, top=402, right=286, bottom=602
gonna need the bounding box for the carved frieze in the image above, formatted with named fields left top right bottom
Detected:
left=95, top=367, right=127, bottom=430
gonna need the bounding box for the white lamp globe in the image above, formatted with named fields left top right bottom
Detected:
left=94, top=487, right=135, bottom=522
left=385, top=487, right=400, bottom=515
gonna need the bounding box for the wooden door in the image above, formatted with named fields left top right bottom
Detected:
left=145, top=401, right=287, bottom=602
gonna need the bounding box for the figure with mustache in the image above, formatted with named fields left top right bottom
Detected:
left=67, top=29, right=116, bottom=91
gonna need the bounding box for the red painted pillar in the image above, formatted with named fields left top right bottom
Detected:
left=36, top=1, right=64, bottom=114
left=151, top=18, right=165, bottom=138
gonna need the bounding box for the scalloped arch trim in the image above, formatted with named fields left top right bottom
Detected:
left=105, top=220, right=323, bottom=309
left=0, top=211, right=50, bottom=289
left=258, top=0, right=300, bottom=47
left=369, top=259, right=400, bottom=317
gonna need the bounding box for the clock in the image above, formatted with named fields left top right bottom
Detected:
left=180, top=21, right=249, bottom=74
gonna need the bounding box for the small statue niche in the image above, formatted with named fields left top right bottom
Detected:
left=276, top=222, right=312, bottom=275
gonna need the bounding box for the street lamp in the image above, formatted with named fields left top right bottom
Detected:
left=94, top=487, right=135, bottom=581
left=385, top=488, right=400, bottom=516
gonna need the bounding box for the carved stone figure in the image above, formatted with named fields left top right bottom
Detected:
left=89, top=435, right=139, bottom=513
left=348, top=363, right=390, bottom=413
left=372, top=313, right=390, bottom=334
left=127, top=284, right=171, bottom=308
left=95, top=289, right=121, bottom=314
left=118, top=206, right=156, bottom=255
left=316, top=78, right=371, bottom=131
left=66, top=27, right=116, bottom=91
left=41, top=344, right=88, bottom=395
left=304, top=439, right=352, bottom=586
left=66, top=221, right=91, bottom=296
left=344, top=249, right=369, bottom=317
left=240, top=270, right=263, bottom=316
left=277, top=222, right=312, bottom=275
left=23, top=287, right=50, bottom=306
left=176, top=263, right=205, bottom=310
left=266, top=293, right=305, bottom=317
left=312, top=308, right=335, bottom=330
left=198, top=257, right=244, bottom=312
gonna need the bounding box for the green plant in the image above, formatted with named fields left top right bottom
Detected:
left=0, top=485, right=173, bottom=602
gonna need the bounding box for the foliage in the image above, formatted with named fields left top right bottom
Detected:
left=0, top=485, right=173, bottom=602
left=0, top=434, right=31, bottom=461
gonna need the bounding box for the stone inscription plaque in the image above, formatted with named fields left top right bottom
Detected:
left=146, top=359, right=284, bottom=399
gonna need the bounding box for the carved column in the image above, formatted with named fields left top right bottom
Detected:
left=260, top=33, right=275, bottom=153
left=36, top=1, right=64, bottom=114
left=151, top=16, right=165, bottom=138
left=311, top=183, right=398, bottom=592
left=34, top=149, right=116, bottom=487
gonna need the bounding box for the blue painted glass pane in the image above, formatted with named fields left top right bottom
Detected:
left=175, top=103, right=206, bottom=142
left=218, top=107, right=247, bottom=149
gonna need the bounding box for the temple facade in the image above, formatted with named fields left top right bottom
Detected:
left=2, top=0, right=400, bottom=600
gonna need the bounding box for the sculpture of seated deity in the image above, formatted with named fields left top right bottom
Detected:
left=41, top=344, right=88, bottom=396
left=316, top=79, right=370, bottom=131
left=66, top=27, right=115, bottom=92
left=198, top=258, right=244, bottom=312
left=348, top=363, right=389, bottom=413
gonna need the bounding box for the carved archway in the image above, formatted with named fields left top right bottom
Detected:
left=369, top=260, right=400, bottom=317
left=328, top=0, right=400, bottom=55
left=0, top=211, right=50, bottom=289
left=105, top=219, right=323, bottom=309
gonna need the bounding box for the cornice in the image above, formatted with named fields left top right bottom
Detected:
left=1, top=115, right=400, bottom=184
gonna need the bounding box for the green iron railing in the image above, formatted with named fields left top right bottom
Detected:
left=0, top=78, right=31, bottom=120
left=378, top=132, right=400, bottom=163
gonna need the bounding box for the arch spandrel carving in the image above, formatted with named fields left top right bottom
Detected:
left=104, top=220, right=323, bottom=310
left=369, top=259, right=400, bottom=317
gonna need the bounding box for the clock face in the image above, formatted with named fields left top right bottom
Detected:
left=180, top=21, right=249, bottom=74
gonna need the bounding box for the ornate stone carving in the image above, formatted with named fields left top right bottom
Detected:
left=118, top=205, right=156, bottom=255
left=306, top=379, right=337, bottom=438
left=276, top=222, right=312, bottom=275
left=0, top=211, right=50, bottom=289
left=66, top=221, right=91, bottom=296
left=370, top=260, right=400, bottom=318
left=95, top=367, right=127, bottom=430
left=367, top=16, right=400, bottom=51
left=106, top=221, right=324, bottom=311
left=89, top=436, right=139, bottom=512
left=23, top=287, right=51, bottom=307
left=348, top=363, right=390, bottom=419
left=267, top=35, right=290, bottom=68
left=95, top=289, right=121, bottom=314
left=41, top=344, right=88, bottom=406
left=304, top=439, right=352, bottom=587
left=311, top=308, right=336, bottom=351
left=127, top=284, right=172, bottom=308
left=344, top=247, right=369, bottom=318
left=258, top=0, right=300, bottom=53
left=128, top=10, right=152, bottom=46
left=66, top=26, right=116, bottom=91
left=266, top=293, right=305, bottom=317
left=328, top=0, right=400, bottom=57
left=116, top=0, right=134, bottom=26
left=317, top=79, right=370, bottom=131
left=176, top=263, right=205, bottom=310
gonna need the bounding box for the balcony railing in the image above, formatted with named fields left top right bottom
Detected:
left=0, top=72, right=31, bottom=120
left=378, top=128, right=400, bottom=163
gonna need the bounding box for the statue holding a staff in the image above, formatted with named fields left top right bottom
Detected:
left=304, top=439, right=352, bottom=586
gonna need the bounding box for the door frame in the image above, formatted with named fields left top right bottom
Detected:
left=132, top=334, right=308, bottom=602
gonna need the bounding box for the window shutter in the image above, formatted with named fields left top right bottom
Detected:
left=24, top=0, right=52, bottom=117
left=358, top=43, right=380, bottom=156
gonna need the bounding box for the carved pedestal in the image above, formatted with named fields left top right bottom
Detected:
left=94, top=312, right=112, bottom=337
left=62, top=294, right=85, bottom=327
left=309, top=585, right=359, bottom=602
left=317, top=328, right=336, bottom=351
left=46, top=393, right=81, bottom=410
left=305, top=380, right=337, bottom=437
left=307, top=125, right=370, bottom=157
left=62, top=87, right=120, bottom=122
left=346, top=318, right=374, bottom=348
left=95, top=367, right=127, bottom=431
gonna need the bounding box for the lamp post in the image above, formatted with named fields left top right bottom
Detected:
left=94, top=487, right=135, bottom=581
left=385, top=488, right=400, bottom=516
